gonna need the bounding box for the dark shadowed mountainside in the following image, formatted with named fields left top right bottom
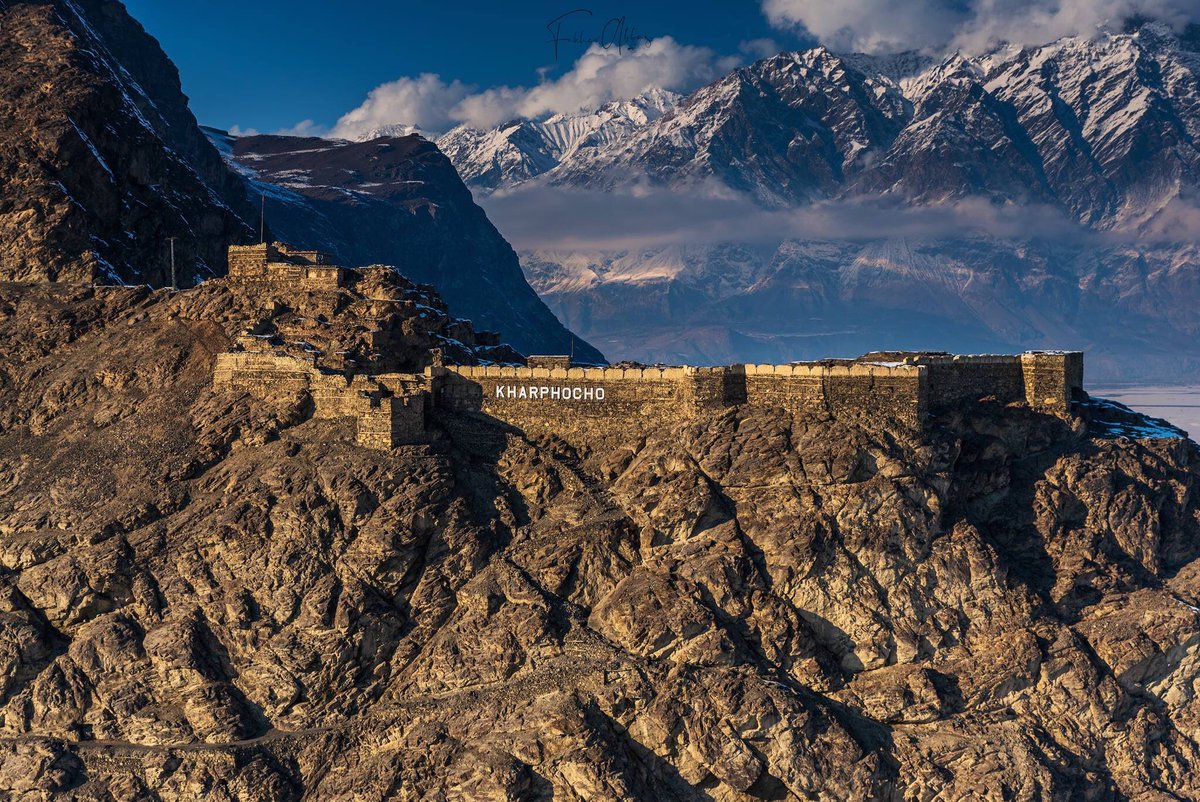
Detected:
left=210, top=130, right=604, bottom=364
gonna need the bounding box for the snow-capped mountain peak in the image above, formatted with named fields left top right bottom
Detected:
left=435, top=89, right=681, bottom=193
left=438, top=24, right=1199, bottom=226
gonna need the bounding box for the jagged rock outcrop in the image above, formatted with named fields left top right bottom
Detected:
left=0, top=282, right=1196, bottom=800
left=0, top=0, right=259, bottom=284
left=0, top=0, right=599, bottom=364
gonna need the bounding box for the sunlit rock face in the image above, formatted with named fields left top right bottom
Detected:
left=0, top=0, right=259, bottom=285
left=0, top=278, right=1197, bottom=800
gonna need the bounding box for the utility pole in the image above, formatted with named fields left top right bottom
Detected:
left=260, top=194, right=266, bottom=244
left=166, top=236, right=177, bottom=289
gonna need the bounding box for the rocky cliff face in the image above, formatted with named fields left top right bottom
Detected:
left=210, top=130, right=604, bottom=364
left=0, top=282, right=1196, bottom=800
left=0, top=0, right=259, bottom=284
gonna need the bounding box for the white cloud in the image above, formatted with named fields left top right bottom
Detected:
left=456, top=37, right=736, bottom=129
left=228, top=124, right=260, bottom=137
left=762, top=0, right=1199, bottom=54
left=331, top=73, right=475, bottom=139
left=275, top=119, right=326, bottom=137
left=480, top=182, right=1094, bottom=251
left=331, top=37, right=738, bottom=138
left=740, top=38, right=785, bottom=59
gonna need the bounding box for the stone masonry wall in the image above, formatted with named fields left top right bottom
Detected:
left=720, top=363, right=925, bottom=428
left=436, top=365, right=697, bottom=442
left=910, top=356, right=1026, bottom=410
left=213, top=352, right=314, bottom=396
left=440, top=362, right=929, bottom=441
left=356, top=395, right=426, bottom=449
left=1021, top=351, right=1084, bottom=412
left=215, top=349, right=1083, bottom=449
left=226, top=243, right=345, bottom=289
left=214, top=352, right=427, bottom=448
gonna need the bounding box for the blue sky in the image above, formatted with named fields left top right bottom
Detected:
left=125, top=0, right=1199, bottom=136
left=124, top=0, right=803, bottom=134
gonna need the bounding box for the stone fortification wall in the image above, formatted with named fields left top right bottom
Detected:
left=213, top=352, right=315, bottom=396
left=438, top=361, right=929, bottom=439
left=356, top=394, right=425, bottom=449
left=741, top=363, right=927, bottom=428
left=226, top=242, right=345, bottom=289
left=435, top=365, right=706, bottom=441
left=213, top=351, right=427, bottom=448
left=906, top=355, right=1026, bottom=410
left=227, top=243, right=272, bottom=278
left=215, top=348, right=1084, bottom=449
left=1021, top=351, right=1084, bottom=412
left=869, top=351, right=1084, bottom=413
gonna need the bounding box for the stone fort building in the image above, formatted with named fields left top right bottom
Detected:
left=212, top=245, right=1085, bottom=449
left=227, top=242, right=347, bottom=289
left=432, top=351, right=1083, bottom=445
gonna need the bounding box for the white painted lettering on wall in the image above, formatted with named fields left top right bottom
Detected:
left=494, top=385, right=607, bottom=401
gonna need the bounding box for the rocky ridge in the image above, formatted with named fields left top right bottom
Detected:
left=447, top=26, right=1200, bottom=223
left=0, top=0, right=600, bottom=363
left=0, top=278, right=1195, bottom=799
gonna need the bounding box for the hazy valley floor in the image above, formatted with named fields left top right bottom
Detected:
left=1093, top=386, right=1200, bottom=439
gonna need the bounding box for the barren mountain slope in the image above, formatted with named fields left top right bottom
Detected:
left=0, top=283, right=1196, bottom=799
left=0, top=0, right=257, bottom=284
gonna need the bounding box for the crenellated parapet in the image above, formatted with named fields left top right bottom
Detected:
left=214, top=345, right=1085, bottom=449
left=434, top=360, right=931, bottom=439
left=433, top=351, right=1082, bottom=444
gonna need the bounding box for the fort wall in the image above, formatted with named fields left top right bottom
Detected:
left=438, top=361, right=932, bottom=438
left=740, top=362, right=927, bottom=429
left=227, top=242, right=346, bottom=289
left=905, top=356, right=1026, bottom=410
left=213, top=351, right=429, bottom=448
left=356, top=394, right=426, bottom=449
left=213, top=346, right=1084, bottom=450
left=1022, top=351, right=1084, bottom=412
left=436, top=365, right=695, bottom=441
left=860, top=351, right=1084, bottom=413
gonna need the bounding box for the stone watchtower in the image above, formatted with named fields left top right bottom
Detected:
left=227, top=242, right=346, bottom=289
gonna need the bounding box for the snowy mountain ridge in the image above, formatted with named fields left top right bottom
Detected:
left=432, top=88, right=680, bottom=193
left=440, top=24, right=1200, bottom=232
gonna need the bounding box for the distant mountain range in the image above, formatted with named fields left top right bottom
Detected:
left=407, top=23, right=1200, bottom=381
left=437, top=89, right=680, bottom=192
